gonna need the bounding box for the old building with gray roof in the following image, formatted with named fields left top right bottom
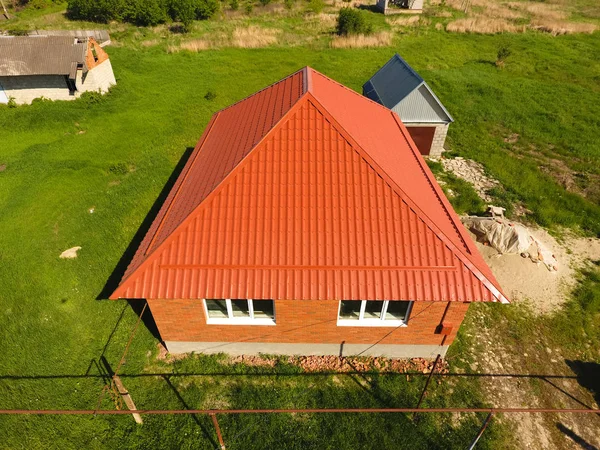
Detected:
left=0, top=35, right=116, bottom=105
left=363, top=54, right=453, bottom=158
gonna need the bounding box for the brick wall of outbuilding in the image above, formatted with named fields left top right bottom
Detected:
left=147, top=299, right=469, bottom=348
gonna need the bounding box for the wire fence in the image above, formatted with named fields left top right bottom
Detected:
left=2, top=302, right=599, bottom=450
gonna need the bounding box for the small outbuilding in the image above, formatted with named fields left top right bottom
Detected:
left=0, top=36, right=116, bottom=105
left=375, top=0, right=424, bottom=15
left=111, top=67, right=507, bottom=359
left=363, top=54, right=453, bottom=158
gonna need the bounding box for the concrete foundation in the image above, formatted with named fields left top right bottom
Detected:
left=165, top=341, right=449, bottom=358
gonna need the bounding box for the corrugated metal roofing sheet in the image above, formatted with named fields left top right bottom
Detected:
left=362, top=54, right=453, bottom=124
left=392, top=84, right=452, bottom=123
left=111, top=67, right=506, bottom=303
left=0, top=36, right=88, bottom=76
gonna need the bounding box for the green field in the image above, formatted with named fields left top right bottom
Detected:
left=1, top=2, right=600, bottom=447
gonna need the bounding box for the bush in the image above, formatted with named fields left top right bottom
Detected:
left=284, top=0, right=294, bottom=9
left=67, top=0, right=217, bottom=25
left=259, top=0, right=271, bottom=5
left=194, top=0, right=219, bottom=19
left=229, top=0, right=239, bottom=10
left=204, top=90, right=217, bottom=100
left=123, top=0, right=168, bottom=26
left=496, top=45, right=512, bottom=67
left=79, top=90, right=105, bottom=106
left=170, top=0, right=195, bottom=31
left=336, top=7, right=372, bottom=35
left=67, top=0, right=124, bottom=22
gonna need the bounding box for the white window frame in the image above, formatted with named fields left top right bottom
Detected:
left=337, top=300, right=412, bottom=327
left=203, top=299, right=276, bottom=326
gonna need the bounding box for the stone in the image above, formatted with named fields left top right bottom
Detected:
left=60, top=246, right=82, bottom=259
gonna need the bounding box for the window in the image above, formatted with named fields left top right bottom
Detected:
left=337, top=300, right=412, bottom=327
left=204, top=299, right=275, bottom=325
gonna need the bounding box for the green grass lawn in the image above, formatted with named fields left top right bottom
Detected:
left=1, top=25, right=599, bottom=448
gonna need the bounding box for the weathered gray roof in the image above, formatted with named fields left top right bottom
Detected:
left=363, top=54, right=453, bottom=124
left=0, top=36, right=87, bottom=77
left=28, top=30, right=111, bottom=46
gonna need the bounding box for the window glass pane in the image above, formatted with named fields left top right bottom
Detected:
left=252, top=300, right=274, bottom=319
left=231, top=299, right=250, bottom=318
left=363, top=300, right=384, bottom=319
left=339, top=301, right=361, bottom=320
left=206, top=299, right=228, bottom=318
left=385, top=301, right=410, bottom=321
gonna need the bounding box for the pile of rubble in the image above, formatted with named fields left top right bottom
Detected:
left=230, top=354, right=277, bottom=367
left=440, top=157, right=500, bottom=202
left=290, top=355, right=449, bottom=373
left=227, top=355, right=449, bottom=374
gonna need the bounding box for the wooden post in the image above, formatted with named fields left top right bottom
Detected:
left=112, top=375, right=143, bottom=424
left=210, top=413, right=226, bottom=450
left=0, top=0, right=9, bottom=18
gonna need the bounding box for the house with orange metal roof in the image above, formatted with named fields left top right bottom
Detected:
left=110, top=67, right=507, bottom=358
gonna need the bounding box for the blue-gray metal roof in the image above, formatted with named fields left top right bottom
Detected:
left=363, top=54, right=453, bottom=124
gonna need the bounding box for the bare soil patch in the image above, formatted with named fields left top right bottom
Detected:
left=470, top=226, right=600, bottom=313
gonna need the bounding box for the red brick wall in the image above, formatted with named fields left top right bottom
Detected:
left=147, top=299, right=470, bottom=346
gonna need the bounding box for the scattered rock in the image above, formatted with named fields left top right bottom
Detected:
left=59, top=246, right=81, bottom=259
left=0, top=164, right=6, bottom=172
left=88, top=207, right=95, bottom=214
left=440, top=157, right=500, bottom=202
left=504, top=133, right=520, bottom=144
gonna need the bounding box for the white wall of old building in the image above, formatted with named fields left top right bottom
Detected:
left=0, top=75, right=74, bottom=104
left=0, top=59, right=116, bottom=105
left=77, top=59, right=116, bottom=94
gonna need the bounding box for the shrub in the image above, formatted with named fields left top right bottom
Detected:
left=194, top=0, right=219, bottom=19
left=259, top=0, right=271, bottom=5
left=79, top=90, right=105, bottom=105
left=108, top=162, right=130, bottom=175
left=245, top=2, right=253, bottom=14
left=229, top=0, right=239, bottom=10
left=123, top=0, right=168, bottom=26
left=170, top=0, right=196, bottom=31
left=284, top=0, right=294, bottom=9
left=204, top=90, right=217, bottom=100
left=336, top=7, right=372, bottom=36
left=67, top=0, right=124, bottom=22
left=496, top=45, right=512, bottom=67
left=68, top=0, right=217, bottom=24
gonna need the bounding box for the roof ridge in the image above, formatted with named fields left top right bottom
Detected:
left=309, top=68, right=402, bottom=113
left=388, top=111, right=505, bottom=301
left=305, top=92, right=507, bottom=303
left=110, top=94, right=310, bottom=299
left=215, top=67, right=306, bottom=116
left=144, top=112, right=221, bottom=254
left=392, top=53, right=425, bottom=84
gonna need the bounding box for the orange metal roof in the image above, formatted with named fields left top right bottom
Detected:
left=110, top=68, right=507, bottom=303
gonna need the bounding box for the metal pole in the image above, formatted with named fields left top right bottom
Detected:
left=4, top=407, right=599, bottom=415
left=210, top=413, right=226, bottom=450
left=467, top=412, right=494, bottom=450
left=414, top=354, right=441, bottom=418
